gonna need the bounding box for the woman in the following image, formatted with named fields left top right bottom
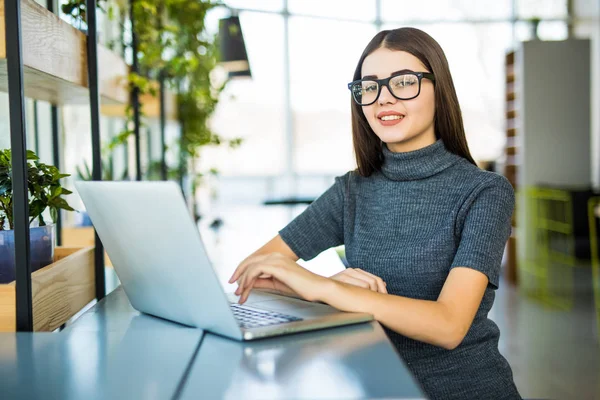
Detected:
left=229, top=27, right=521, bottom=400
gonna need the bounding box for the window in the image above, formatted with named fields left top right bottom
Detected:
left=288, top=0, right=376, bottom=22
left=200, top=12, right=286, bottom=176
left=517, top=0, right=568, bottom=19
left=289, top=17, right=376, bottom=174
left=382, top=23, right=513, bottom=161
left=382, top=0, right=513, bottom=23
left=223, top=0, right=283, bottom=12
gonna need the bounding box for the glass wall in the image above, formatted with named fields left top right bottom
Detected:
left=200, top=0, right=592, bottom=206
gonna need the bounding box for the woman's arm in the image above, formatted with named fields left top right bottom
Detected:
left=230, top=236, right=388, bottom=294
left=232, top=253, right=488, bottom=350
left=320, top=266, right=488, bottom=350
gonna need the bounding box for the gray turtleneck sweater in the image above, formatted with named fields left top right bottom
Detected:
left=279, top=140, right=521, bottom=400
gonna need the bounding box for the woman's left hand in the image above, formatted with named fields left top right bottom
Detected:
left=231, top=253, right=331, bottom=304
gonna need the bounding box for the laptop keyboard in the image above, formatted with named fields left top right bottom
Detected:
left=230, top=303, right=303, bottom=329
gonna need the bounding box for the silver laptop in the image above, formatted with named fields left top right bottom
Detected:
left=75, top=181, right=373, bottom=341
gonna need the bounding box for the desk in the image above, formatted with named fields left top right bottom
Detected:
left=0, top=287, right=426, bottom=399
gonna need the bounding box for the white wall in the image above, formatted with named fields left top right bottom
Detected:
left=574, top=0, right=600, bottom=189
left=520, top=39, right=591, bottom=188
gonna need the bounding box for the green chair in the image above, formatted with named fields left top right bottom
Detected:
left=521, top=187, right=575, bottom=309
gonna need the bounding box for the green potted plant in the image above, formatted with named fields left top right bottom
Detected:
left=0, top=150, right=75, bottom=283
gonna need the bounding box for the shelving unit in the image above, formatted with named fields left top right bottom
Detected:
left=3, top=0, right=109, bottom=331
left=504, top=50, right=518, bottom=285
left=1, top=0, right=174, bottom=332
left=0, top=0, right=128, bottom=105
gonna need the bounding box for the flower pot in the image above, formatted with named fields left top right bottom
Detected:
left=0, top=224, right=56, bottom=284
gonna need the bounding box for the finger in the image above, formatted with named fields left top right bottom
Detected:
left=238, top=262, right=277, bottom=302
left=237, top=267, right=254, bottom=296
left=229, top=254, right=270, bottom=283
left=352, top=268, right=387, bottom=293
left=240, top=273, right=261, bottom=304
left=346, top=269, right=377, bottom=291
left=341, top=275, right=372, bottom=290
left=229, top=256, right=257, bottom=284
left=252, top=278, right=278, bottom=290
left=240, top=264, right=274, bottom=304
left=380, top=281, right=388, bottom=294
left=236, top=270, right=251, bottom=301
left=235, top=276, right=244, bottom=295
left=235, top=269, right=250, bottom=296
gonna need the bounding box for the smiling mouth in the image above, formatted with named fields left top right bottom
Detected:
left=377, top=114, right=405, bottom=126
left=379, top=115, right=404, bottom=121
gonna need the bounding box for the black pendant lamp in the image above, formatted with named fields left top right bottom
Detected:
left=219, top=15, right=252, bottom=78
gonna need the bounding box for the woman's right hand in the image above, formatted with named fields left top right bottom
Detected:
left=329, top=268, right=388, bottom=294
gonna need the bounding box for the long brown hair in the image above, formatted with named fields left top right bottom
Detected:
left=351, top=27, right=476, bottom=176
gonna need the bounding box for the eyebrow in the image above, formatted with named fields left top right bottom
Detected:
left=361, top=69, right=415, bottom=80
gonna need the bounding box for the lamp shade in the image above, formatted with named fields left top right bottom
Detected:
left=219, top=16, right=251, bottom=78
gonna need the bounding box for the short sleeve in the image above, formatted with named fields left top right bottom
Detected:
left=278, top=172, right=349, bottom=261
left=451, top=175, right=515, bottom=289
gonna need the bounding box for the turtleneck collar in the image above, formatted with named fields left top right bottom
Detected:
left=380, top=139, right=462, bottom=181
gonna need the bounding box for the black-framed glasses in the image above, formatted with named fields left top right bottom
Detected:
left=347, top=71, right=435, bottom=106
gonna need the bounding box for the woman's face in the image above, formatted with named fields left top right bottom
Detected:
left=361, top=48, right=436, bottom=152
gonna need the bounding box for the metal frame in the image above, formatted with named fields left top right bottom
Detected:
left=32, top=101, right=40, bottom=155
left=86, top=0, right=106, bottom=300
left=48, top=0, right=62, bottom=248
left=282, top=0, right=294, bottom=196
left=50, top=105, right=62, bottom=245
left=374, top=0, right=382, bottom=31
left=130, top=0, right=142, bottom=181
left=159, top=71, right=167, bottom=181
left=5, top=0, right=33, bottom=332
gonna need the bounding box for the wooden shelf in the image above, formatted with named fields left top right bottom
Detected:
left=100, top=81, right=178, bottom=120
left=62, top=226, right=113, bottom=266
left=0, top=0, right=128, bottom=105
left=504, top=50, right=517, bottom=286
left=0, top=247, right=94, bottom=332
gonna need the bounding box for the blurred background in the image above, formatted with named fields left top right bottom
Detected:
left=1, top=0, right=599, bottom=398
